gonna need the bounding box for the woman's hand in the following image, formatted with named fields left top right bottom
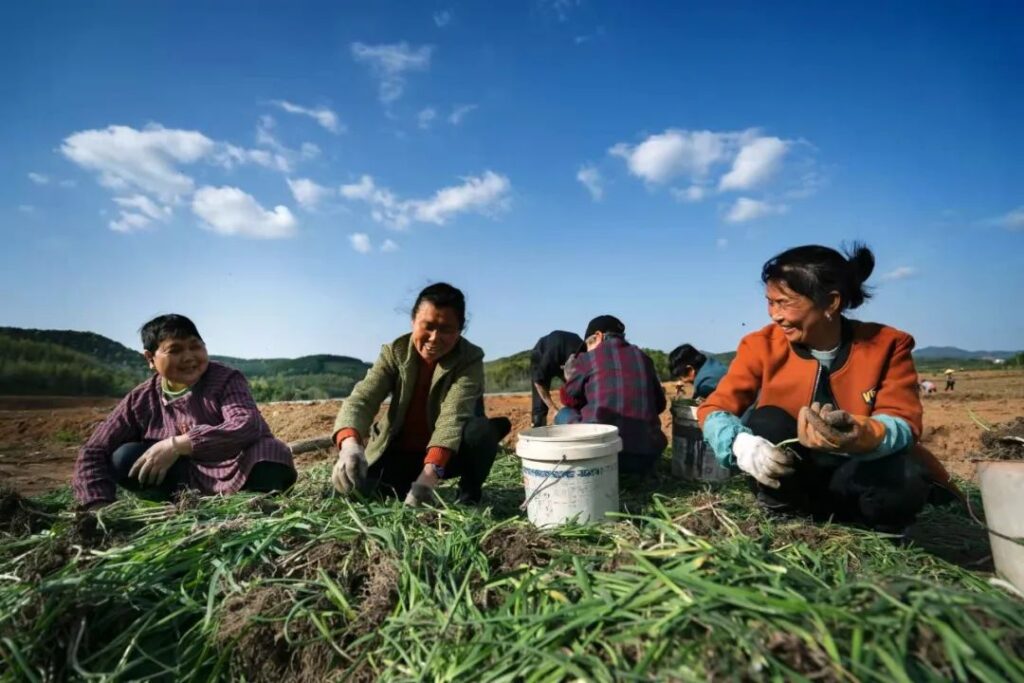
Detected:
left=798, top=403, right=885, bottom=453
left=732, top=432, right=795, bottom=489
left=332, top=438, right=368, bottom=493
left=404, top=464, right=440, bottom=507
left=128, top=437, right=184, bottom=486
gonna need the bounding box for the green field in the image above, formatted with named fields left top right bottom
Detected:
left=2, top=453, right=1021, bottom=682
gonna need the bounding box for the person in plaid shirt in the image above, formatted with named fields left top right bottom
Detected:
left=556, top=315, right=668, bottom=475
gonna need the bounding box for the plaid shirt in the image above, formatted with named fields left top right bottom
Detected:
left=72, top=361, right=294, bottom=506
left=559, top=335, right=667, bottom=455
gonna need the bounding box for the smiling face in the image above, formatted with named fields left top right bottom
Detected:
left=411, top=301, right=462, bottom=363
left=765, top=280, right=840, bottom=349
left=144, top=335, right=209, bottom=388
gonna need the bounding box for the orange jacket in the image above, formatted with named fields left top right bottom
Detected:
left=698, top=319, right=952, bottom=486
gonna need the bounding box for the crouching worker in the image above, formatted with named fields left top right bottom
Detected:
left=556, top=315, right=667, bottom=476
left=72, top=315, right=297, bottom=509
left=331, top=283, right=512, bottom=507
left=668, top=343, right=728, bottom=401
left=698, top=244, right=957, bottom=532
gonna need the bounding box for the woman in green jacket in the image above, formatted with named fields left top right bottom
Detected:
left=331, top=283, right=512, bottom=506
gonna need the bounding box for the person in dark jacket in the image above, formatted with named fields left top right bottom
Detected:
left=529, top=330, right=583, bottom=427
left=668, top=344, right=728, bottom=401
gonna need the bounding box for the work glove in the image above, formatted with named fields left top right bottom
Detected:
left=562, top=353, right=578, bottom=381
left=798, top=403, right=886, bottom=454
left=732, top=432, right=795, bottom=489
left=403, top=465, right=440, bottom=507
left=128, top=436, right=185, bottom=486
left=332, top=438, right=368, bottom=493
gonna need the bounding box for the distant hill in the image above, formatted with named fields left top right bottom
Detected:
left=913, top=346, right=1020, bottom=361
left=0, top=327, right=370, bottom=400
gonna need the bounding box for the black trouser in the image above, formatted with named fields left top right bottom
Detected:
left=110, top=441, right=297, bottom=499
left=531, top=380, right=551, bottom=428
left=746, top=406, right=930, bottom=529
left=367, top=417, right=512, bottom=502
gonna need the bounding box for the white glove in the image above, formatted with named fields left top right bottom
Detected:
left=332, top=438, right=368, bottom=493
left=403, top=465, right=440, bottom=507
left=732, top=432, right=795, bottom=489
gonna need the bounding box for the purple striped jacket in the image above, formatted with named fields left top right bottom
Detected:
left=72, top=361, right=294, bottom=506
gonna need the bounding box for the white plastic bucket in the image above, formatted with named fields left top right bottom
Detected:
left=515, top=424, right=622, bottom=527
left=975, top=460, right=1024, bottom=593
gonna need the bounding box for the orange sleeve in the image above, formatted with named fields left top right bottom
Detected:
left=424, top=446, right=453, bottom=469
left=334, top=428, right=361, bottom=450
left=697, top=334, right=764, bottom=428
left=872, top=332, right=923, bottom=441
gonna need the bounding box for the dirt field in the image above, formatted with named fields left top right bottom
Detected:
left=2, top=370, right=1022, bottom=496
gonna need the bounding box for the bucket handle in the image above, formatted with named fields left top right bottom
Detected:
left=519, top=455, right=569, bottom=511
left=962, top=488, right=1024, bottom=547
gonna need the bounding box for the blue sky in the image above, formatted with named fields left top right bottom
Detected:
left=2, top=1, right=1022, bottom=361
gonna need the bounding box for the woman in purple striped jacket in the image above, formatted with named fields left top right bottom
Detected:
left=72, top=314, right=296, bottom=509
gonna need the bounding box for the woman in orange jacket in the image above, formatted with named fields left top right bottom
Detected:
left=697, top=243, right=954, bottom=531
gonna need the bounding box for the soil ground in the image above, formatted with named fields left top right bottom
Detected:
left=1, top=370, right=1022, bottom=496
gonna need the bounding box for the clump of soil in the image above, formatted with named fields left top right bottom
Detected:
left=173, top=488, right=202, bottom=513
left=480, top=525, right=552, bottom=573
left=764, top=631, right=841, bottom=682
left=673, top=493, right=748, bottom=538
left=353, top=554, right=400, bottom=632
left=976, top=417, right=1024, bottom=461
left=0, top=486, right=53, bottom=535
left=769, top=523, right=835, bottom=550
left=217, top=585, right=334, bottom=682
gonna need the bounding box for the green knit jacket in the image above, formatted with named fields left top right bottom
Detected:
left=332, top=333, right=485, bottom=465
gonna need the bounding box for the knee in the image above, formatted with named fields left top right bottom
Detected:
left=461, top=417, right=496, bottom=449
left=745, top=406, right=797, bottom=444
left=110, top=442, right=149, bottom=480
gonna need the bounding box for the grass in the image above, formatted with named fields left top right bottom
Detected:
left=1, top=451, right=1022, bottom=682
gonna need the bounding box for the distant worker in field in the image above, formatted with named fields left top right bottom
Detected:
left=668, top=343, right=729, bottom=402
left=556, top=315, right=667, bottom=475
left=529, top=330, right=584, bottom=427
left=72, top=314, right=297, bottom=509
left=697, top=243, right=957, bottom=532
left=331, top=283, right=512, bottom=506
left=944, top=369, right=956, bottom=391
left=920, top=379, right=936, bottom=395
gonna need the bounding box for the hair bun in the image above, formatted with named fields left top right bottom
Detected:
left=846, top=242, right=875, bottom=285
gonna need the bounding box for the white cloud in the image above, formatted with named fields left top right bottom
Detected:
left=192, top=186, right=297, bottom=239
left=217, top=144, right=290, bottom=173
left=879, top=266, right=918, bottom=282
left=417, top=107, right=437, bottom=130
left=672, top=185, right=707, bottom=203
left=448, top=104, right=477, bottom=125
left=351, top=42, right=433, bottom=105
left=274, top=100, right=344, bottom=134
left=724, top=197, right=788, bottom=223
left=433, top=10, right=452, bottom=27
left=339, top=171, right=511, bottom=229
left=109, top=212, right=152, bottom=233
left=410, top=171, right=511, bottom=225
left=610, top=129, right=741, bottom=185
left=718, top=137, right=788, bottom=191
left=381, top=238, right=399, bottom=252
left=716, top=237, right=729, bottom=249
left=286, top=177, right=333, bottom=211
left=28, top=172, right=49, bottom=185
left=350, top=233, right=372, bottom=253
left=108, top=194, right=173, bottom=232
left=576, top=165, right=604, bottom=201
left=301, top=142, right=321, bottom=160
left=541, top=0, right=581, bottom=22
left=989, top=206, right=1024, bottom=231
left=61, top=124, right=215, bottom=202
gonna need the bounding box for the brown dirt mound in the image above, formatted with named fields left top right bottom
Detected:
left=480, top=525, right=552, bottom=572
left=764, top=631, right=841, bottom=681
left=976, top=417, right=1024, bottom=461
left=216, top=585, right=334, bottom=682
left=0, top=486, right=54, bottom=535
